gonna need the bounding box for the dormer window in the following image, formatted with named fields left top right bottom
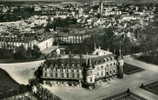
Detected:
left=72, top=64, right=75, bottom=68
left=105, top=58, right=108, bottom=61
left=77, top=64, right=80, bottom=68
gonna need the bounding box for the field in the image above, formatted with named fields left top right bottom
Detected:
left=137, top=55, right=158, bottom=65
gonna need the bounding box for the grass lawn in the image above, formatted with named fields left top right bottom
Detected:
left=0, top=68, right=28, bottom=99
left=136, top=55, right=158, bottom=65
left=103, top=90, right=146, bottom=100
left=141, top=81, right=158, bottom=95
left=123, top=63, right=144, bottom=74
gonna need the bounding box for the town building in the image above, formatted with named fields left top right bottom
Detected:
left=54, top=33, right=91, bottom=45
left=39, top=47, right=124, bottom=89
left=0, top=35, right=54, bottom=51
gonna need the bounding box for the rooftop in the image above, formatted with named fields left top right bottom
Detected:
left=46, top=48, right=115, bottom=66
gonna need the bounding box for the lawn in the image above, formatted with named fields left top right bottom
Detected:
left=123, top=63, right=144, bottom=74
left=137, top=55, right=158, bottom=65
left=141, top=81, right=158, bottom=95
left=0, top=68, right=29, bottom=99
left=103, top=89, right=146, bottom=100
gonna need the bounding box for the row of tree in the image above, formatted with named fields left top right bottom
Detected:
left=0, top=45, right=42, bottom=60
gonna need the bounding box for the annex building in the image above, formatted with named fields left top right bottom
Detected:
left=0, top=34, right=54, bottom=51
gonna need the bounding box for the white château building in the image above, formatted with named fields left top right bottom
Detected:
left=38, top=47, right=124, bottom=89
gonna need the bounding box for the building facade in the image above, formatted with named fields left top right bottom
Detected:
left=0, top=36, right=54, bottom=51
left=54, top=33, right=91, bottom=45
left=38, top=48, right=124, bottom=89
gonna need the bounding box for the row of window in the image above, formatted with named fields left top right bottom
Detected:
left=88, top=69, right=118, bottom=83
left=43, top=72, right=83, bottom=79
left=95, top=61, right=118, bottom=70
left=94, top=57, right=116, bottom=65
left=48, top=64, right=82, bottom=68
left=43, top=68, right=82, bottom=73
left=96, top=69, right=117, bottom=78
left=0, top=42, right=35, bottom=49
left=87, top=66, right=117, bottom=76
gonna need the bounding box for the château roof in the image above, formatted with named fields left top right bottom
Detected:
left=46, top=48, right=116, bottom=68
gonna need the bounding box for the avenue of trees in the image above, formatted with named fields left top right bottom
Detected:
left=0, top=45, right=42, bottom=60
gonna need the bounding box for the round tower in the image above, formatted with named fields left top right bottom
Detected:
left=84, top=58, right=95, bottom=89
left=117, top=56, right=124, bottom=79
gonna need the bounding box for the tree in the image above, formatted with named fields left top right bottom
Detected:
left=138, top=22, right=158, bottom=55
left=31, top=45, right=42, bottom=58
left=14, top=45, right=27, bottom=59
left=26, top=47, right=33, bottom=58
left=0, top=48, right=13, bottom=59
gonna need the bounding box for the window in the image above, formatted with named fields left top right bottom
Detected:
left=77, top=74, right=80, bottom=78
left=72, top=73, right=75, bottom=78
left=90, top=77, right=93, bottom=82
left=67, top=73, right=69, bottom=78
left=61, top=73, right=64, bottom=77
left=89, top=70, right=92, bottom=75
left=97, top=72, right=99, bottom=76
left=95, top=61, right=97, bottom=64
left=56, top=73, right=58, bottom=77
left=110, top=57, right=113, bottom=60
left=101, top=72, right=104, bottom=76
